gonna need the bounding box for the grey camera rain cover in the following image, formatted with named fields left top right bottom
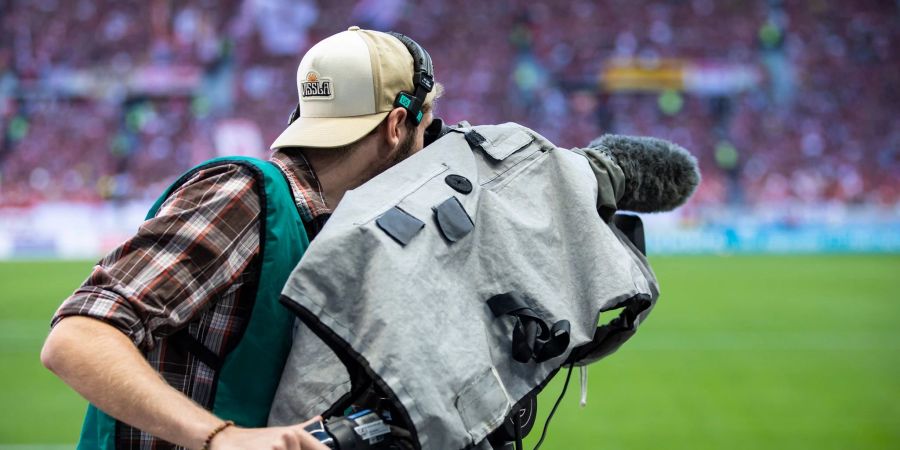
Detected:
left=271, top=123, right=660, bottom=449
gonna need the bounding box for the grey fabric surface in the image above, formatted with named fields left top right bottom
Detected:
left=269, top=122, right=659, bottom=449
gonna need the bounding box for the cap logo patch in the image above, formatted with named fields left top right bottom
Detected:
left=301, top=71, right=334, bottom=100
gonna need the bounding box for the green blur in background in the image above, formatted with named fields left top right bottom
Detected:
left=1, top=256, right=898, bottom=449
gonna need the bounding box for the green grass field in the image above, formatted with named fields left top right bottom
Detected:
left=1, top=255, right=898, bottom=449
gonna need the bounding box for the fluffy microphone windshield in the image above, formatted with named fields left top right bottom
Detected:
left=588, top=134, right=701, bottom=213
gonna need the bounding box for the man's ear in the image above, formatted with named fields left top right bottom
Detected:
left=383, top=107, right=408, bottom=149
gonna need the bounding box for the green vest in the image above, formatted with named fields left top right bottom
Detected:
left=77, top=157, right=309, bottom=449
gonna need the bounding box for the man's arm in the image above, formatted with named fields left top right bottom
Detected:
left=42, top=316, right=327, bottom=450
left=43, top=164, right=327, bottom=449
left=42, top=316, right=221, bottom=448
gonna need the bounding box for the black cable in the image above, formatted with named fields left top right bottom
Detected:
left=513, top=410, right=523, bottom=450
left=532, top=363, right=575, bottom=450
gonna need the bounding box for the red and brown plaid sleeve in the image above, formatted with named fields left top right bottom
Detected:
left=51, top=163, right=263, bottom=351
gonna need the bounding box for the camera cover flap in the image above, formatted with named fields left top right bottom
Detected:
left=273, top=123, right=660, bottom=449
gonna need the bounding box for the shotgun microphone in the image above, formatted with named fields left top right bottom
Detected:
left=587, top=134, right=701, bottom=213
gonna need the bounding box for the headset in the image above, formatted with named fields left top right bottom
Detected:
left=288, top=31, right=435, bottom=128
left=386, top=31, right=434, bottom=126
left=387, top=32, right=451, bottom=146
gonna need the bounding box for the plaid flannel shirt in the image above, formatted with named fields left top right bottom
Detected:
left=51, top=150, right=330, bottom=450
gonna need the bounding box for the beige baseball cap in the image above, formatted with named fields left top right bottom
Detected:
left=271, top=26, right=437, bottom=150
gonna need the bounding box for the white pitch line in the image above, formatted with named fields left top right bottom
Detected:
left=627, top=330, right=900, bottom=351
left=1, top=321, right=899, bottom=351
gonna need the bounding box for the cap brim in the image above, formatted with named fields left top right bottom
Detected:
left=270, top=111, right=389, bottom=150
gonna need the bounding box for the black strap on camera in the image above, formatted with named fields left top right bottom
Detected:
left=487, top=292, right=571, bottom=364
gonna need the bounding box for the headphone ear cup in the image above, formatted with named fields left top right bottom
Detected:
left=394, top=92, right=423, bottom=126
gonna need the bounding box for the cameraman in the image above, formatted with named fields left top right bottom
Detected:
left=41, top=27, right=440, bottom=450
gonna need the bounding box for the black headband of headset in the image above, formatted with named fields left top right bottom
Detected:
left=387, top=31, right=434, bottom=126
left=288, top=32, right=435, bottom=127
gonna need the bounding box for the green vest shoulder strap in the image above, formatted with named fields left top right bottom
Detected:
left=78, top=156, right=309, bottom=449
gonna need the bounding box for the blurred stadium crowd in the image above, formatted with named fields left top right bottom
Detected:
left=1, top=0, right=897, bottom=210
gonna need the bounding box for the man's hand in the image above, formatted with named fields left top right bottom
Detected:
left=210, top=418, right=329, bottom=450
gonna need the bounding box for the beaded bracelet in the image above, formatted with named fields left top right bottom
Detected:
left=201, top=420, right=235, bottom=450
